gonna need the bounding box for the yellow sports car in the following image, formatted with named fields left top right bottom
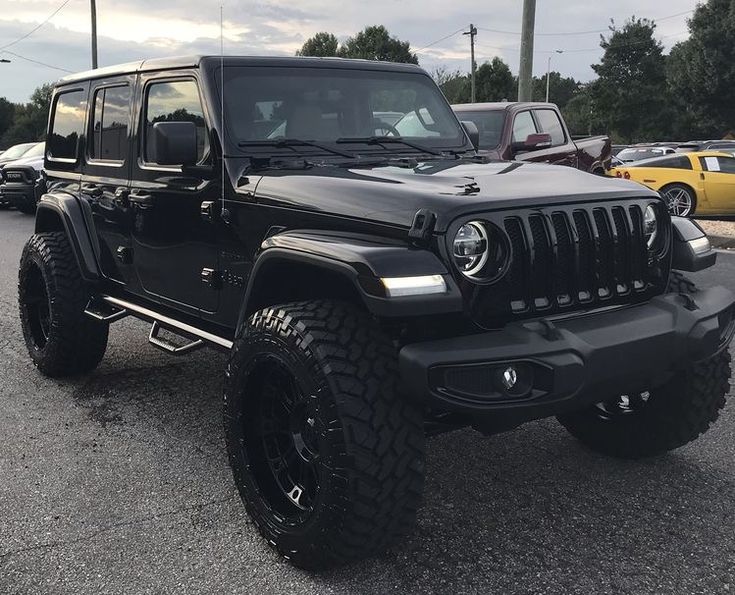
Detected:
left=608, top=150, right=735, bottom=217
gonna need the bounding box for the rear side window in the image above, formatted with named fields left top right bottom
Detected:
left=534, top=109, right=565, bottom=146
left=512, top=111, right=536, bottom=143
left=48, top=90, right=86, bottom=161
left=643, top=156, right=693, bottom=170
left=455, top=110, right=505, bottom=149
left=144, top=80, right=208, bottom=164
left=89, top=86, right=131, bottom=163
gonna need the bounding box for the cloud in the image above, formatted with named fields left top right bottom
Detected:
left=0, top=0, right=699, bottom=102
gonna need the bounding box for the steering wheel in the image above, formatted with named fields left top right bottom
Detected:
left=371, top=118, right=401, bottom=137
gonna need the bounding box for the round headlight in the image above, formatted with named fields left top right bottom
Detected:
left=453, top=222, right=488, bottom=276
left=644, top=204, right=658, bottom=249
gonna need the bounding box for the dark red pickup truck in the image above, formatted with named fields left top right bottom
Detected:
left=453, top=102, right=611, bottom=174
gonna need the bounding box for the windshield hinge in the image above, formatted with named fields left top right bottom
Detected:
left=408, top=209, right=437, bottom=245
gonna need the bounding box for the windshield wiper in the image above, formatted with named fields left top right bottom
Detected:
left=335, top=135, right=443, bottom=156
left=237, top=138, right=356, bottom=159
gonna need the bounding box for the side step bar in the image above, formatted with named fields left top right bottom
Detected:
left=86, top=295, right=234, bottom=352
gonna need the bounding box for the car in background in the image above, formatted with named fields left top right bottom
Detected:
left=677, top=139, right=735, bottom=153
left=609, top=151, right=735, bottom=217
left=0, top=141, right=46, bottom=214
left=0, top=142, right=37, bottom=166
left=451, top=102, right=611, bottom=174
left=616, top=145, right=677, bottom=163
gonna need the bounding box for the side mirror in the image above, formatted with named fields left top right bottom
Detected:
left=512, top=132, right=552, bottom=153
left=150, top=121, right=198, bottom=166
left=461, top=121, right=480, bottom=151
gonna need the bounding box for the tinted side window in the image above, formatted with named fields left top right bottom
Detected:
left=48, top=90, right=86, bottom=161
left=645, top=156, right=693, bottom=170
left=534, top=109, right=565, bottom=146
left=512, top=111, right=537, bottom=143
left=144, top=80, right=208, bottom=164
left=90, top=86, right=131, bottom=162
left=717, top=156, right=735, bottom=173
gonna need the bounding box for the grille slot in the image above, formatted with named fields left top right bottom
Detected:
left=473, top=201, right=668, bottom=328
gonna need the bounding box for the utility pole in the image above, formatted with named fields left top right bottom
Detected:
left=463, top=24, right=477, bottom=103
left=517, top=0, right=536, bottom=102
left=90, top=0, right=98, bottom=69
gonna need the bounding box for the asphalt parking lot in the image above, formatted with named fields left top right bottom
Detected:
left=1, top=210, right=734, bottom=595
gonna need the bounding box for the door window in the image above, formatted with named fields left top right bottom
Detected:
left=700, top=156, right=735, bottom=173
left=89, top=85, right=131, bottom=163
left=512, top=111, right=537, bottom=143
left=48, top=89, right=87, bottom=162
left=533, top=109, right=566, bottom=146
left=143, top=80, right=209, bottom=164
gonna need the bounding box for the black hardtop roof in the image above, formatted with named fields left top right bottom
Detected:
left=57, top=55, right=426, bottom=86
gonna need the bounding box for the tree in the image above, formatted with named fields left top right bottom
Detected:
left=0, top=98, right=17, bottom=144
left=590, top=18, right=669, bottom=143
left=431, top=67, right=470, bottom=104
left=531, top=72, right=580, bottom=108
left=667, top=0, right=735, bottom=138
left=475, top=57, right=516, bottom=102
left=562, top=86, right=606, bottom=137
left=0, top=82, right=53, bottom=147
left=338, top=25, right=418, bottom=64
left=297, top=32, right=339, bottom=57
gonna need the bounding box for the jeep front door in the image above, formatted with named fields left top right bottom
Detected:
left=130, top=75, right=220, bottom=315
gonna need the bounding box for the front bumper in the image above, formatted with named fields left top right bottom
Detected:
left=400, top=287, right=735, bottom=418
left=2, top=181, right=39, bottom=210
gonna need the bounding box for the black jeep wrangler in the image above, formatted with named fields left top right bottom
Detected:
left=18, top=56, right=735, bottom=569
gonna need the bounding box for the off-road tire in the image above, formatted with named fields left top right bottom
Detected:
left=223, top=300, right=425, bottom=570
left=18, top=232, right=108, bottom=377
left=558, top=272, right=731, bottom=458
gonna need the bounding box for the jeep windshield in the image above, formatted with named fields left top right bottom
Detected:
left=217, top=66, right=470, bottom=157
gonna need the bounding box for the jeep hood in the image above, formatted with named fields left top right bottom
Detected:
left=245, top=159, right=657, bottom=232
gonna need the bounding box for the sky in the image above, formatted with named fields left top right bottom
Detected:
left=0, top=0, right=702, bottom=103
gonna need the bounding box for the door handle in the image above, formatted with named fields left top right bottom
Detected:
left=129, top=191, right=153, bottom=209
left=113, top=187, right=130, bottom=207
left=201, top=200, right=216, bottom=222
left=81, top=183, right=103, bottom=198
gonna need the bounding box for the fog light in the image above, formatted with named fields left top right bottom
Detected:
left=493, top=363, right=534, bottom=398
left=501, top=366, right=518, bottom=390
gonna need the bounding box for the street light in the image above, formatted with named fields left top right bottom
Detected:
left=0, top=58, right=10, bottom=63
left=545, top=50, right=564, bottom=103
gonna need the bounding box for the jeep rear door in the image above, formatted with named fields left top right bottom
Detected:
left=129, top=73, right=220, bottom=316
left=81, top=76, right=135, bottom=285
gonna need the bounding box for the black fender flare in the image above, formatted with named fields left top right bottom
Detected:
left=237, top=231, right=463, bottom=332
left=35, top=192, right=101, bottom=283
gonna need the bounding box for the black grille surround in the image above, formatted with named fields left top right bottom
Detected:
left=447, top=197, right=672, bottom=329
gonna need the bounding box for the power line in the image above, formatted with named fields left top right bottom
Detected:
left=414, top=27, right=465, bottom=53
left=0, top=0, right=73, bottom=51
left=476, top=9, right=693, bottom=37
left=0, top=50, right=73, bottom=73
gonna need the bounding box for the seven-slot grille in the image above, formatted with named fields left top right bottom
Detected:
left=466, top=200, right=670, bottom=327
